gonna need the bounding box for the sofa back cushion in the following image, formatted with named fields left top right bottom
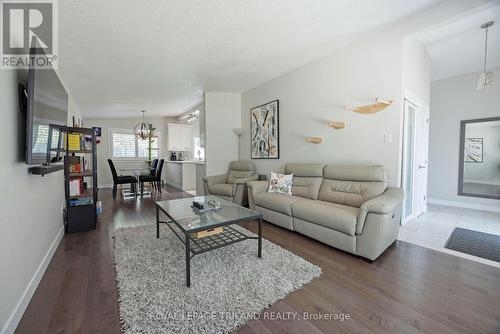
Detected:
left=318, top=165, right=387, bottom=207
left=228, top=160, right=256, bottom=172
left=227, top=161, right=256, bottom=183
left=284, top=163, right=324, bottom=200
left=227, top=170, right=255, bottom=183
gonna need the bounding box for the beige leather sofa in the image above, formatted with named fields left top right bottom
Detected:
left=247, top=164, right=404, bottom=261
left=203, top=161, right=259, bottom=206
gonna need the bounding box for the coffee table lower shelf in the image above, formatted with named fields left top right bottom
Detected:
left=156, top=211, right=262, bottom=287
left=165, top=220, right=254, bottom=255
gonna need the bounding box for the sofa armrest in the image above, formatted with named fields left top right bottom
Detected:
left=232, top=174, right=259, bottom=184
left=203, top=174, right=227, bottom=187
left=203, top=174, right=228, bottom=195
left=357, top=187, right=404, bottom=233
left=247, top=180, right=269, bottom=209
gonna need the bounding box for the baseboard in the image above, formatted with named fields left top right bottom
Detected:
left=1, top=226, right=64, bottom=334
left=428, top=198, right=500, bottom=213
left=164, top=181, right=183, bottom=190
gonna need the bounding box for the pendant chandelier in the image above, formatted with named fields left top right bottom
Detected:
left=476, top=21, right=495, bottom=90
left=134, top=110, right=153, bottom=140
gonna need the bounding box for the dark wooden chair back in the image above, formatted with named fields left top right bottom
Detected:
left=150, top=159, right=159, bottom=176
left=155, top=159, right=164, bottom=178
left=107, top=159, right=118, bottom=181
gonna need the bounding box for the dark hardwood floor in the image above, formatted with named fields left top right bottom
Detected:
left=15, top=186, right=500, bottom=333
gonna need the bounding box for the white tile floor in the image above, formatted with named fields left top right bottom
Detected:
left=399, top=204, right=500, bottom=268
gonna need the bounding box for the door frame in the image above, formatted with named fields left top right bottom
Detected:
left=401, top=93, right=430, bottom=224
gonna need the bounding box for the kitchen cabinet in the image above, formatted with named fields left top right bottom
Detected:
left=165, top=161, right=183, bottom=189
left=164, top=161, right=196, bottom=191
left=196, top=163, right=206, bottom=195
left=167, top=124, right=192, bottom=151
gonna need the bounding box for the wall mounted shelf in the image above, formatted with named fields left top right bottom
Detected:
left=305, top=137, right=322, bottom=144
left=327, top=121, right=345, bottom=129
left=345, top=98, right=393, bottom=114
left=29, top=164, right=64, bottom=176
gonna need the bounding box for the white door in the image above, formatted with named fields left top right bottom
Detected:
left=414, top=110, right=429, bottom=217
left=401, top=99, right=429, bottom=223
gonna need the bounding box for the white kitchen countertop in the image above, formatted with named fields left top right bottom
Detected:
left=166, top=160, right=205, bottom=165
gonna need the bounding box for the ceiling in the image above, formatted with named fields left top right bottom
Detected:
left=418, top=4, right=500, bottom=82
left=57, top=0, right=441, bottom=118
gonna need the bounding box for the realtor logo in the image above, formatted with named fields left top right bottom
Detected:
left=1, top=0, right=58, bottom=69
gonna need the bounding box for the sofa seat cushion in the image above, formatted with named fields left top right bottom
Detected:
left=292, top=200, right=359, bottom=236
left=209, top=184, right=234, bottom=197
left=254, top=192, right=307, bottom=216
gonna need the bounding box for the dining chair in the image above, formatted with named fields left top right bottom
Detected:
left=149, top=159, right=159, bottom=189
left=139, top=159, right=164, bottom=196
left=107, top=159, right=138, bottom=199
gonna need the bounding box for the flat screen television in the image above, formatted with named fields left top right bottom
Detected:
left=25, top=42, right=68, bottom=165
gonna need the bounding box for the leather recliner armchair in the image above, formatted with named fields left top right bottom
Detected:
left=203, top=161, right=259, bottom=206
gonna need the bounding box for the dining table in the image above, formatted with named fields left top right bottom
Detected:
left=119, top=166, right=151, bottom=199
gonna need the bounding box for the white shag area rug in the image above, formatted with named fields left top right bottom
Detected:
left=114, top=224, right=321, bottom=334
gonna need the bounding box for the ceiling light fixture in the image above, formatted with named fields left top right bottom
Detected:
left=134, top=110, right=153, bottom=140
left=178, top=109, right=200, bottom=121
left=186, top=114, right=197, bottom=123
left=476, top=21, right=495, bottom=90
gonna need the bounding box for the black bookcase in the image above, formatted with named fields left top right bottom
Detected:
left=48, top=126, right=98, bottom=233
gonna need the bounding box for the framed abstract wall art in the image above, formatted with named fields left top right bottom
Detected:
left=250, top=100, right=279, bottom=159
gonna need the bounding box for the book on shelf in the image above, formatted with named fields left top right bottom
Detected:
left=67, top=156, right=81, bottom=173
left=69, top=197, right=93, bottom=206
left=68, top=133, right=81, bottom=150
left=69, top=179, right=81, bottom=196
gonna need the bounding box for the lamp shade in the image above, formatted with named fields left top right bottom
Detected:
left=233, top=128, right=244, bottom=136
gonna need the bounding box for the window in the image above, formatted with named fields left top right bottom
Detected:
left=110, top=128, right=161, bottom=160
left=138, top=136, right=159, bottom=158
left=193, top=135, right=205, bottom=161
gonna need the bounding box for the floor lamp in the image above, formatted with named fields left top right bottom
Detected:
left=233, top=128, right=244, bottom=161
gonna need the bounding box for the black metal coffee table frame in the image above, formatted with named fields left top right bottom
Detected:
left=156, top=204, right=262, bottom=287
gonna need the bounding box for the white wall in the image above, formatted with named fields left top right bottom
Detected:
left=402, top=37, right=431, bottom=106
left=239, top=0, right=481, bottom=185
left=241, top=30, right=404, bottom=185
left=84, top=117, right=168, bottom=188
left=0, top=70, right=81, bottom=334
left=204, top=92, right=241, bottom=176
left=428, top=67, right=500, bottom=209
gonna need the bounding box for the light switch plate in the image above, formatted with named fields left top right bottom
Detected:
left=384, top=134, right=392, bottom=144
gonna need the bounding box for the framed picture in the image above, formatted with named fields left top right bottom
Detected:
left=251, top=100, right=279, bottom=159
left=464, top=138, right=483, bottom=163
left=92, top=127, right=102, bottom=137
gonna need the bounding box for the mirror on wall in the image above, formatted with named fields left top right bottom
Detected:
left=458, top=117, right=500, bottom=200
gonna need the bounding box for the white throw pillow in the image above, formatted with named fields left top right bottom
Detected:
left=267, top=172, right=293, bottom=195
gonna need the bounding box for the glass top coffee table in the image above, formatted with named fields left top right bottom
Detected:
left=156, top=196, right=263, bottom=287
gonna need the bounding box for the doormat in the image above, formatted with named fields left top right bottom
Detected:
left=445, top=228, right=500, bottom=262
